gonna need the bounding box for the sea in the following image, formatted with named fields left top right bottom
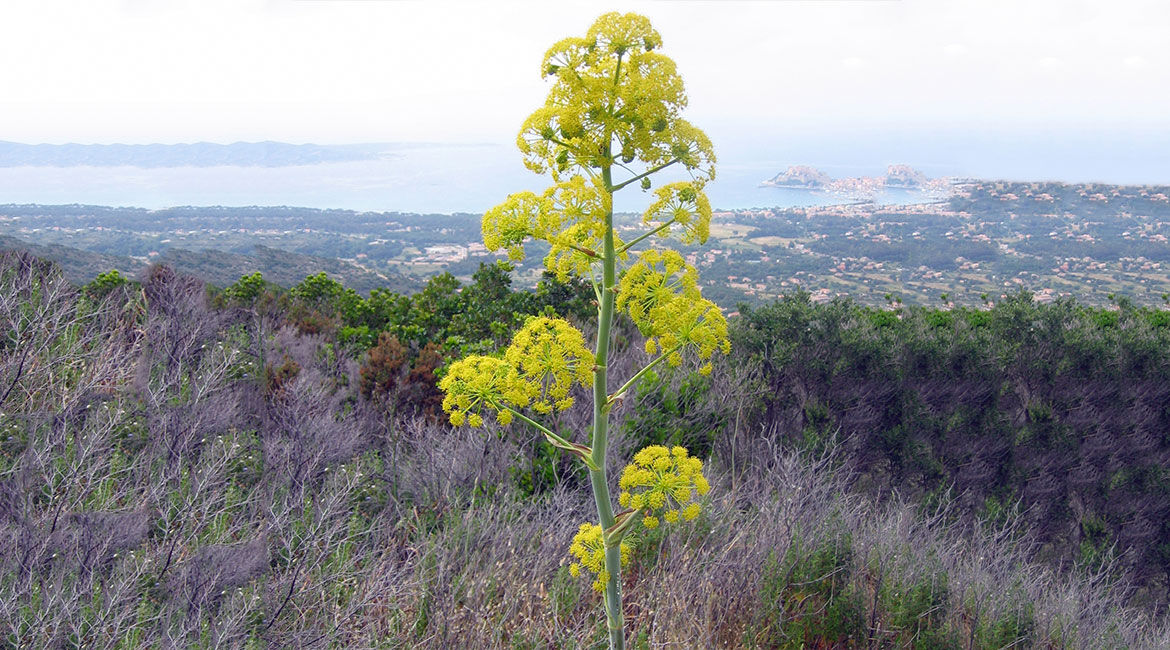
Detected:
left=0, top=126, right=1164, bottom=214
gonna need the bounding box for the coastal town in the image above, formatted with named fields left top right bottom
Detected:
left=2, top=177, right=1168, bottom=308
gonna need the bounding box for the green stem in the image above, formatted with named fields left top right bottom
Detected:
left=605, top=509, right=642, bottom=546
left=590, top=159, right=624, bottom=650
left=606, top=344, right=681, bottom=407
left=589, top=268, right=603, bottom=304
left=610, top=157, right=681, bottom=192
left=557, top=240, right=599, bottom=259
left=498, top=405, right=597, bottom=470
left=617, top=219, right=677, bottom=255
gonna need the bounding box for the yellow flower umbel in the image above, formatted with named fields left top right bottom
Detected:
left=504, top=316, right=594, bottom=414
left=467, top=12, right=724, bottom=648
left=619, top=445, right=710, bottom=529
left=641, top=182, right=712, bottom=246
left=482, top=191, right=551, bottom=262
left=483, top=176, right=629, bottom=282
left=518, top=13, right=714, bottom=183
left=438, top=355, right=528, bottom=427
left=568, top=523, right=633, bottom=593
left=617, top=250, right=730, bottom=372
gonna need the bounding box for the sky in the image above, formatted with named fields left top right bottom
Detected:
left=2, top=0, right=1168, bottom=148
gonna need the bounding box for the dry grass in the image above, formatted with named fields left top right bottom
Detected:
left=1, top=256, right=1167, bottom=648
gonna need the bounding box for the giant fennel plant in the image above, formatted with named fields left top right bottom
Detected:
left=438, top=13, right=727, bottom=648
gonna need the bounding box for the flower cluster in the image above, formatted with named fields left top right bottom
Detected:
left=504, top=316, right=594, bottom=413
left=437, top=356, right=527, bottom=427
left=617, top=249, right=730, bottom=371
left=617, top=249, right=699, bottom=329
left=481, top=191, right=550, bottom=262
left=517, top=12, right=713, bottom=183
left=618, top=445, right=709, bottom=529
left=645, top=295, right=730, bottom=374
left=642, top=181, right=712, bottom=245
left=482, top=177, right=623, bottom=281
left=541, top=177, right=621, bottom=281
left=568, top=522, right=633, bottom=593
left=439, top=317, right=594, bottom=426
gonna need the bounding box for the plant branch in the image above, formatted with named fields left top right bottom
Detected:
left=611, top=157, right=681, bottom=193
left=607, top=344, right=681, bottom=407
left=558, top=241, right=599, bottom=259
left=617, top=219, right=677, bottom=255
left=500, top=405, right=598, bottom=471
left=604, top=509, right=642, bottom=545
left=588, top=268, right=603, bottom=305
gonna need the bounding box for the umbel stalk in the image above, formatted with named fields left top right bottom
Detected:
left=441, top=13, right=725, bottom=650
left=588, top=161, right=624, bottom=648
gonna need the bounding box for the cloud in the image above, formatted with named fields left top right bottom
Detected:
left=943, top=43, right=968, bottom=58
left=0, top=0, right=1167, bottom=143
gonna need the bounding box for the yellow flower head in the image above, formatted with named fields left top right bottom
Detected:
left=568, top=522, right=633, bottom=592
left=438, top=355, right=527, bottom=427
left=539, top=176, right=623, bottom=280
left=617, top=249, right=699, bottom=335
left=619, top=444, right=710, bottom=530
left=617, top=249, right=730, bottom=363
left=641, top=181, right=712, bottom=245
left=504, top=316, right=594, bottom=413
left=517, top=13, right=714, bottom=184
left=482, top=191, right=551, bottom=261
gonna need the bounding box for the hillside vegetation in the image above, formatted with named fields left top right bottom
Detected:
left=0, top=250, right=1167, bottom=648
left=4, top=179, right=1169, bottom=308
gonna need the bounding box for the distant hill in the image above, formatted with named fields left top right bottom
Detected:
left=0, top=235, right=417, bottom=294
left=884, top=163, right=929, bottom=188
left=0, top=141, right=394, bottom=168
left=157, top=245, right=418, bottom=295
left=0, top=235, right=140, bottom=282
left=763, top=165, right=832, bottom=188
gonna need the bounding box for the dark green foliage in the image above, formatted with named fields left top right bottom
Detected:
left=733, top=291, right=1170, bottom=602
left=881, top=572, right=958, bottom=648
left=748, top=531, right=865, bottom=648
left=3, top=253, right=1168, bottom=648
left=83, top=268, right=130, bottom=297
left=975, top=601, right=1035, bottom=649
left=221, top=270, right=266, bottom=304
left=623, top=369, right=726, bottom=460
left=202, top=262, right=594, bottom=427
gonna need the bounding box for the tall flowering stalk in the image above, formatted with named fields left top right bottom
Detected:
left=438, top=13, right=727, bottom=648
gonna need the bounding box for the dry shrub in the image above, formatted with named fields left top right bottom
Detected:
left=2, top=256, right=1167, bottom=649
left=347, top=421, right=1170, bottom=649
left=359, top=331, right=408, bottom=401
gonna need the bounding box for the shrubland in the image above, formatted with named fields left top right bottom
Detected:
left=1, top=249, right=1168, bottom=648
left=736, top=291, right=1170, bottom=607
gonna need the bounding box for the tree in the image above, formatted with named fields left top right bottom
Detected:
left=437, top=13, right=727, bottom=648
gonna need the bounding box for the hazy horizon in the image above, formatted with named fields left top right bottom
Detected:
left=3, top=2, right=1166, bottom=143
left=3, top=1, right=1167, bottom=212
left=0, top=121, right=1166, bottom=214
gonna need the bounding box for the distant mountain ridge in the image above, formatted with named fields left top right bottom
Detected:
left=0, top=234, right=418, bottom=295
left=763, top=164, right=935, bottom=189
left=762, top=164, right=952, bottom=198
left=764, top=165, right=831, bottom=188
left=0, top=141, right=395, bottom=168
